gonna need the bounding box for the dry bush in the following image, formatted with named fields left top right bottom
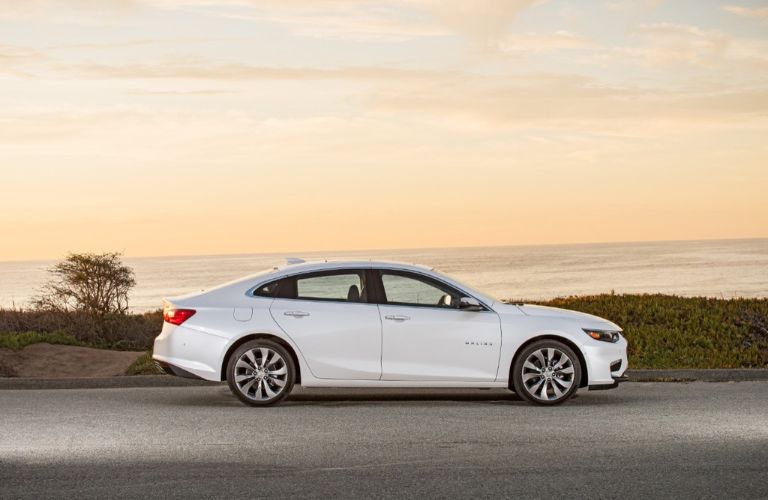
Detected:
left=32, top=252, right=135, bottom=316
left=0, top=308, right=161, bottom=351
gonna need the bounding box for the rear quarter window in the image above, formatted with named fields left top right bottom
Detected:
left=253, top=278, right=296, bottom=298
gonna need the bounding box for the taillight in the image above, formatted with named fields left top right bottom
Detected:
left=163, top=308, right=196, bottom=325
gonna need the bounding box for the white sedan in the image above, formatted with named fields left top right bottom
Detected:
left=153, top=260, right=628, bottom=406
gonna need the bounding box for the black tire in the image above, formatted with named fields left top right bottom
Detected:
left=512, top=339, right=582, bottom=406
left=226, top=339, right=295, bottom=406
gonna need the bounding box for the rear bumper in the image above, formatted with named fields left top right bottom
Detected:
left=155, top=360, right=205, bottom=380
left=152, top=322, right=228, bottom=381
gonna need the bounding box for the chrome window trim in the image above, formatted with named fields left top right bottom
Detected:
left=245, top=265, right=494, bottom=311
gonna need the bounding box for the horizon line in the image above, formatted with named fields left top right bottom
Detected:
left=1, top=236, right=766, bottom=265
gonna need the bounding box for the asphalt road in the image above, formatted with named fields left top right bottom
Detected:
left=1, top=382, right=767, bottom=499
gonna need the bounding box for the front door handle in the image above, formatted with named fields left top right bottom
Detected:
left=284, top=311, right=310, bottom=318
left=384, top=314, right=410, bottom=321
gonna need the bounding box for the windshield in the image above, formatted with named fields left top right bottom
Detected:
left=431, top=268, right=499, bottom=305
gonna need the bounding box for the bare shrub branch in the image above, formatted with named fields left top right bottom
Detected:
left=32, top=252, right=136, bottom=316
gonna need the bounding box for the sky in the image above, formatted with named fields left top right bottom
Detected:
left=1, top=0, right=767, bottom=261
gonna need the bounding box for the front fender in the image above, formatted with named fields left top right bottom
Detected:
left=495, top=317, right=592, bottom=384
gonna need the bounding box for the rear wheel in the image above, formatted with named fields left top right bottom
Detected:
left=226, top=339, right=295, bottom=406
left=512, top=340, right=581, bottom=405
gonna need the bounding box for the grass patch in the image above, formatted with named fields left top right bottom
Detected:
left=125, top=351, right=163, bottom=376
left=0, top=331, right=89, bottom=351
left=530, top=294, right=768, bottom=369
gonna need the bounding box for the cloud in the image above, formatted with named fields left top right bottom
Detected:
left=177, top=0, right=542, bottom=43
left=638, top=23, right=768, bottom=68
left=0, top=0, right=141, bottom=19
left=365, top=73, right=768, bottom=132
left=417, top=0, right=540, bottom=43
left=44, top=37, right=243, bottom=50
left=604, top=0, right=664, bottom=11
left=2, top=0, right=541, bottom=43
left=722, top=5, right=768, bottom=20
left=187, top=8, right=448, bottom=41
left=0, top=0, right=379, bottom=22
left=125, top=88, right=238, bottom=95
left=0, top=0, right=539, bottom=44
left=631, top=23, right=731, bottom=65
left=55, top=59, right=447, bottom=81
left=0, top=45, right=40, bottom=63
left=4, top=2, right=768, bottom=139
left=0, top=44, right=47, bottom=77
left=576, top=23, right=768, bottom=70
left=495, top=31, right=597, bottom=53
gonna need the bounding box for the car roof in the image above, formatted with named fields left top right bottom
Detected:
left=201, top=260, right=434, bottom=294
left=169, top=258, right=497, bottom=308
left=270, top=259, right=433, bottom=275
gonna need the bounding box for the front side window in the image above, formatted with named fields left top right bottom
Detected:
left=381, top=272, right=460, bottom=308
left=296, top=271, right=367, bottom=302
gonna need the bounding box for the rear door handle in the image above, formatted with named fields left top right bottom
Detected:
left=384, top=314, right=410, bottom=321
left=284, top=311, right=310, bottom=318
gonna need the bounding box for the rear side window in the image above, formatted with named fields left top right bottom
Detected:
left=253, top=270, right=369, bottom=302
left=296, top=271, right=367, bottom=302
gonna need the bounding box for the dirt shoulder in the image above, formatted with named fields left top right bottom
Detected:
left=0, top=343, right=145, bottom=378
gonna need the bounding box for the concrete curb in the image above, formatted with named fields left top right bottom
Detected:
left=626, top=369, right=768, bottom=382
left=0, top=375, right=217, bottom=390
left=0, top=369, right=767, bottom=390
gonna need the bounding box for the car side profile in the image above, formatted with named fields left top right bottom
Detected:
left=153, top=260, right=628, bottom=406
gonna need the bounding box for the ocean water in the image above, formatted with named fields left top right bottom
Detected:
left=0, top=239, right=766, bottom=312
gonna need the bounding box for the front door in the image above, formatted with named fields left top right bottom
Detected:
left=378, top=271, right=501, bottom=381
left=270, top=269, right=381, bottom=380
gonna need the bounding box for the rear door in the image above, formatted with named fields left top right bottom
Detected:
left=377, top=270, right=501, bottom=382
left=268, top=269, right=382, bottom=380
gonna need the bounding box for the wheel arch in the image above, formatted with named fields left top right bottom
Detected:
left=509, top=334, right=589, bottom=389
left=220, top=333, right=302, bottom=384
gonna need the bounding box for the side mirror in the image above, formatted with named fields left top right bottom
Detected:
left=459, top=297, right=484, bottom=311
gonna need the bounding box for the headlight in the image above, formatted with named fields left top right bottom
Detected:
left=583, top=329, right=621, bottom=343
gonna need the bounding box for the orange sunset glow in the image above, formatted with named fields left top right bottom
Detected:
left=1, top=0, right=767, bottom=261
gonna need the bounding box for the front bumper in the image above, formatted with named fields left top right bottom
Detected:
left=589, top=374, right=629, bottom=391
left=581, top=334, right=629, bottom=389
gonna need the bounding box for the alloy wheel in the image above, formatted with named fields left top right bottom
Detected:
left=521, top=347, right=575, bottom=402
left=233, top=347, right=288, bottom=401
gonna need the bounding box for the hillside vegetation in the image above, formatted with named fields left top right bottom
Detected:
left=530, top=294, right=768, bottom=369
left=1, top=294, right=767, bottom=370
left=0, top=309, right=161, bottom=351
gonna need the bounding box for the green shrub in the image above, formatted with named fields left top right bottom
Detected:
left=0, top=331, right=88, bottom=351
left=125, top=351, right=163, bottom=375
left=530, top=294, right=768, bottom=369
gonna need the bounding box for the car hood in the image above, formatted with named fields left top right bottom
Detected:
left=513, top=304, right=621, bottom=330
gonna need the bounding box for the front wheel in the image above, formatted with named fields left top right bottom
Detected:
left=226, top=339, right=295, bottom=406
left=512, top=340, right=582, bottom=405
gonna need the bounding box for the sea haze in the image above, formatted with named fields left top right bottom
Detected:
left=0, top=239, right=766, bottom=312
